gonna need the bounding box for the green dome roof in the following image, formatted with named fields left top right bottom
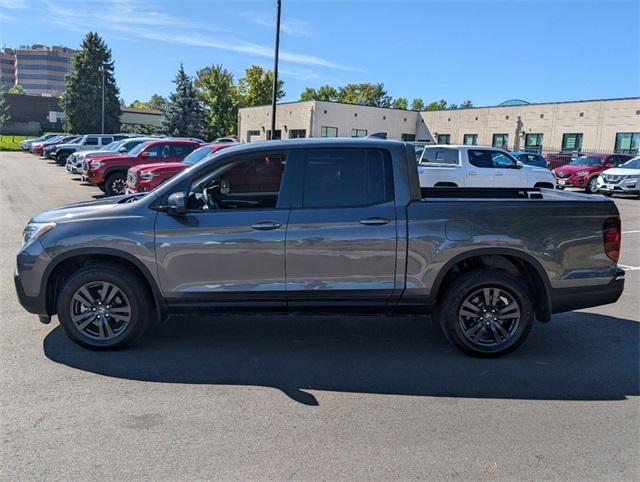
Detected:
left=498, top=99, right=530, bottom=106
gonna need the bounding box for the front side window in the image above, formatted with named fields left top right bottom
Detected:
left=144, top=143, right=170, bottom=159
left=491, top=151, right=518, bottom=168
left=437, top=134, right=451, bottom=144
left=562, top=133, right=583, bottom=150
left=525, top=133, right=543, bottom=148
left=614, top=132, right=640, bottom=153
left=468, top=149, right=506, bottom=168
left=170, top=143, right=196, bottom=158
left=420, top=147, right=459, bottom=165
left=301, top=149, right=393, bottom=208
left=100, top=137, right=113, bottom=145
left=492, top=134, right=508, bottom=148
left=351, top=128, right=367, bottom=138
left=321, top=126, right=338, bottom=138
left=187, top=154, right=286, bottom=211
left=463, top=134, right=477, bottom=145
left=85, top=137, right=98, bottom=146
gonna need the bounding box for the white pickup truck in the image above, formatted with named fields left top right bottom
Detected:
left=418, top=145, right=556, bottom=188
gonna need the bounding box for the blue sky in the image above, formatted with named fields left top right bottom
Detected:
left=1, top=0, right=638, bottom=106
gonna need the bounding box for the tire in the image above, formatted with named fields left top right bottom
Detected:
left=56, top=152, right=69, bottom=165
left=97, top=183, right=106, bottom=193
left=57, top=264, right=152, bottom=350
left=104, top=172, right=126, bottom=196
left=585, top=176, right=598, bottom=194
left=438, top=270, right=534, bottom=357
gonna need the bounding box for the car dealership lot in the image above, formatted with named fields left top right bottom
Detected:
left=1, top=151, right=638, bottom=480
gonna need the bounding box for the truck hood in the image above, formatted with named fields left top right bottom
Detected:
left=97, top=154, right=137, bottom=164
left=554, top=164, right=598, bottom=174
left=129, top=162, right=186, bottom=174
left=602, top=167, right=640, bottom=176
left=56, top=143, right=80, bottom=150
left=30, top=193, right=149, bottom=224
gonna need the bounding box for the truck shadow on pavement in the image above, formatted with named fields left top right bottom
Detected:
left=43, top=312, right=639, bottom=406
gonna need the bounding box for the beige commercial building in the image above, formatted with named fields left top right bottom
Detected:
left=238, top=97, right=640, bottom=154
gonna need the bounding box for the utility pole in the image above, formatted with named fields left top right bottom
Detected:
left=270, top=0, right=281, bottom=140
left=101, top=65, right=105, bottom=134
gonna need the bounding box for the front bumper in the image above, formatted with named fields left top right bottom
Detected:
left=14, top=240, right=52, bottom=317
left=597, top=177, right=639, bottom=194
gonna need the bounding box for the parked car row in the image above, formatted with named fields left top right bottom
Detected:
left=21, top=133, right=239, bottom=197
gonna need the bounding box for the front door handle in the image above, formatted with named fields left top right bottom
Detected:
left=495, top=172, right=504, bottom=176
left=360, top=217, right=390, bottom=226
left=251, top=221, right=282, bottom=230
left=468, top=171, right=478, bottom=176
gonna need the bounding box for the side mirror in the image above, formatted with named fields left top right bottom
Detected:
left=118, top=147, right=127, bottom=153
left=516, top=160, right=525, bottom=169
left=141, top=151, right=151, bottom=158
left=164, top=192, right=187, bottom=216
left=605, top=163, right=614, bottom=168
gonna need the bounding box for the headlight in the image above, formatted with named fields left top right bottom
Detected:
left=89, top=160, right=103, bottom=169
left=576, top=170, right=590, bottom=177
left=139, top=172, right=156, bottom=181
left=623, top=174, right=640, bottom=180
left=23, top=222, right=56, bottom=246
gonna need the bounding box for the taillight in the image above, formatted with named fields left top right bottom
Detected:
left=603, top=216, right=621, bottom=262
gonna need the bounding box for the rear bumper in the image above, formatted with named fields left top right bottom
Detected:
left=550, top=269, right=625, bottom=314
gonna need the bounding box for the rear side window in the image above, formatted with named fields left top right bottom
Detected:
left=101, top=137, right=113, bottom=145
left=301, top=149, right=394, bottom=208
left=421, top=148, right=458, bottom=165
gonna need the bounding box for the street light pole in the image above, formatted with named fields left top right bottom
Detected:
left=101, top=65, right=105, bottom=134
left=270, top=0, right=281, bottom=140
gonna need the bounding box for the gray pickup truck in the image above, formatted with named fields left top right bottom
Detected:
left=14, top=138, right=625, bottom=357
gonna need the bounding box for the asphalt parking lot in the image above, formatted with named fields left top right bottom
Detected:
left=1, top=151, right=638, bottom=480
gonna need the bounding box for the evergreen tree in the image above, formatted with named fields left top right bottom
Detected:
left=63, top=32, right=121, bottom=134
left=162, top=64, right=205, bottom=137
left=8, top=85, right=26, bottom=94
left=195, top=64, right=237, bottom=138
left=0, top=94, right=10, bottom=130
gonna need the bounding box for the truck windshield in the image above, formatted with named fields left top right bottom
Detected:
left=570, top=156, right=603, bottom=166
left=183, top=146, right=215, bottom=165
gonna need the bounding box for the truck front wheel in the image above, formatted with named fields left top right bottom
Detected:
left=57, top=264, right=151, bottom=349
left=438, top=270, right=534, bottom=357
left=105, top=172, right=126, bottom=196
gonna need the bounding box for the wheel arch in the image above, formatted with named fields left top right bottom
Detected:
left=432, top=248, right=552, bottom=322
left=43, top=248, right=165, bottom=319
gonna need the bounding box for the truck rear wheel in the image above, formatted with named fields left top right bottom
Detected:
left=56, top=264, right=151, bottom=350
left=438, top=270, right=534, bottom=357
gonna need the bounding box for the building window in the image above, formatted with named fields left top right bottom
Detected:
left=492, top=133, right=509, bottom=148
left=266, top=130, right=282, bottom=140
left=614, top=132, right=640, bottom=153
left=351, top=128, right=367, bottom=138
left=437, top=134, right=450, bottom=144
left=321, top=126, right=338, bottom=137
left=401, top=133, right=416, bottom=141
left=246, top=130, right=260, bottom=141
left=562, top=133, right=583, bottom=151
left=288, top=129, right=306, bottom=139
left=463, top=134, right=477, bottom=145
left=524, top=133, right=543, bottom=148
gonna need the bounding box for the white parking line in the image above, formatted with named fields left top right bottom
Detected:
left=622, top=230, right=640, bottom=234
left=619, top=264, right=640, bottom=271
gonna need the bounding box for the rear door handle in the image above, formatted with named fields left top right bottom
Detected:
left=495, top=172, right=504, bottom=176
left=251, top=221, right=282, bottom=230
left=360, top=217, right=390, bottom=226
left=468, top=172, right=478, bottom=176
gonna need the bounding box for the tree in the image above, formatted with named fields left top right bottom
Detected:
left=237, top=65, right=284, bottom=107
left=425, top=99, right=448, bottom=111
left=0, top=94, right=10, bottom=129
left=162, top=64, right=205, bottom=137
left=147, top=94, right=166, bottom=111
left=129, top=99, right=149, bottom=109
left=62, top=32, right=121, bottom=134
left=460, top=100, right=474, bottom=109
left=337, top=83, right=391, bottom=107
left=392, top=97, right=408, bottom=110
left=299, top=84, right=339, bottom=102
left=8, top=85, right=26, bottom=94
left=195, top=64, right=238, bottom=139
left=410, top=98, right=425, bottom=111
left=448, top=103, right=459, bottom=110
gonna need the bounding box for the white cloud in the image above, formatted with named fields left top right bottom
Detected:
left=253, top=17, right=311, bottom=36
left=0, top=0, right=26, bottom=9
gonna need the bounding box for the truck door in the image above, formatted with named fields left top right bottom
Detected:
left=154, top=151, right=290, bottom=305
left=491, top=151, right=528, bottom=187
left=466, top=149, right=495, bottom=186
left=285, top=148, right=398, bottom=308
